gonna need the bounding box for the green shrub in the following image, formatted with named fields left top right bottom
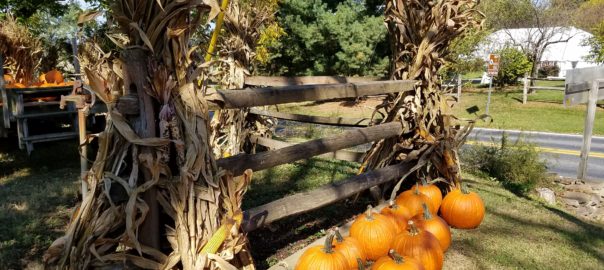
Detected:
left=461, top=133, right=547, bottom=194
left=538, top=65, right=560, bottom=78
left=494, top=47, right=532, bottom=86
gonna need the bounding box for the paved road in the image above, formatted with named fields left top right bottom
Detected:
left=468, top=128, right=604, bottom=181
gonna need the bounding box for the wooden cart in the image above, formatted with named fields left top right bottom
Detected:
left=1, top=55, right=78, bottom=154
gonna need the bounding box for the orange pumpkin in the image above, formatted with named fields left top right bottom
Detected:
left=395, top=185, right=436, bottom=217
left=333, top=228, right=366, bottom=269
left=417, top=179, right=443, bottom=211
left=350, top=206, right=397, bottom=260
left=440, top=183, right=485, bottom=229
left=6, top=83, right=26, bottom=88
left=45, top=69, right=64, bottom=84
left=3, top=74, right=14, bottom=84
left=295, top=232, right=348, bottom=270
left=38, top=73, right=47, bottom=83
left=372, top=250, right=424, bottom=270
left=412, top=203, right=451, bottom=252
left=381, top=200, right=412, bottom=233
left=393, top=221, right=443, bottom=270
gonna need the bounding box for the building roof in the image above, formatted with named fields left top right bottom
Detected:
left=481, top=27, right=594, bottom=62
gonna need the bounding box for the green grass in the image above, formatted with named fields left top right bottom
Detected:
left=2, top=138, right=603, bottom=269
left=461, top=71, right=483, bottom=80
left=0, top=140, right=80, bottom=269
left=243, top=158, right=359, bottom=209
left=454, top=88, right=604, bottom=135
left=446, top=175, right=604, bottom=269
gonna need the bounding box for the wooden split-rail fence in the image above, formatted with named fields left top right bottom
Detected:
left=204, top=76, right=417, bottom=232
left=522, top=74, right=565, bottom=104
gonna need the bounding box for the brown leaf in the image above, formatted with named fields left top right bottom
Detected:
left=77, top=10, right=102, bottom=26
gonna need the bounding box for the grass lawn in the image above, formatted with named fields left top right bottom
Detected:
left=1, top=137, right=603, bottom=269
left=446, top=175, right=604, bottom=269
left=453, top=88, right=604, bottom=135
left=0, top=139, right=80, bottom=269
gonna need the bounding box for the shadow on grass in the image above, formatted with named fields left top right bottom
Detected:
left=0, top=138, right=81, bottom=269
left=0, top=138, right=80, bottom=178
left=243, top=158, right=364, bottom=269
left=472, top=184, right=603, bottom=264
left=243, top=158, right=358, bottom=209
left=0, top=171, right=79, bottom=268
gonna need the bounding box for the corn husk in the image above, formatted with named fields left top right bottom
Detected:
left=361, top=0, right=485, bottom=198
left=44, top=1, right=255, bottom=269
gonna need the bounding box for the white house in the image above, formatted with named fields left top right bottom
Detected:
left=479, top=27, right=598, bottom=78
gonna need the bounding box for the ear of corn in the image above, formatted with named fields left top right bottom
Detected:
left=201, top=221, right=232, bottom=254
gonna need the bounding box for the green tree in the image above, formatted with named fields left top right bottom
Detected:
left=442, top=29, right=490, bottom=77
left=575, top=0, right=604, bottom=63
left=0, top=0, right=65, bottom=19
left=270, top=0, right=389, bottom=76
left=585, top=22, right=604, bottom=63
left=495, top=47, right=532, bottom=86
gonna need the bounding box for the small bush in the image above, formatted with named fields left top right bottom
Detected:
left=494, top=47, right=532, bottom=86
left=538, top=65, right=560, bottom=78
left=461, top=133, right=548, bottom=194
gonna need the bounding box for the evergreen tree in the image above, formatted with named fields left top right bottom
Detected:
left=269, top=0, right=389, bottom=76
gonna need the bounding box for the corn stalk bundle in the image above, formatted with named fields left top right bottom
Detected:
left=361, top=0, right=484, bottom=196
left=44, top=1, right=255, bottom=269
left=209, top=0, right=279, bottom=158
left=0, top=15, right=43, bottom=84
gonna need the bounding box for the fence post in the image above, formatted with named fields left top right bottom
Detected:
left=457, top=74, right=462, bottom=102
left=522, top=73, right=529, bottom=104
left=577, top=79, right=601, bottom=180
left=0, top=53, right=6, bottom=137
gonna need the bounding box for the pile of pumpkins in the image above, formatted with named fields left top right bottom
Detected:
left=3, top=69, right=73, bottom=88
left=295, top=180, right=485, bottom=270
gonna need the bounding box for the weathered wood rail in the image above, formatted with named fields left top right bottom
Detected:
left=249, top=108, right=376, bottom=127
left=208, top=78, right=417, bottom=231
left=522, top=74, right=565, bottom=104
left=217, top=121, right=402, bottom=176
left=207, top=80, right=415, bottom=109
left=250, top=135, right=366, bottom=163
left=242, top=161, right=414, bottom=232
left=244, top=76, right=383, bottom=87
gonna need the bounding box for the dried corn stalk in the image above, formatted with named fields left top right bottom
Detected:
left=45, top=1, right=255, bottom=269
left=362, top=0, right=484, bottom=197
left=0, top=15, right=43, bottom=84
left=209, top=0, right=279, bottom=158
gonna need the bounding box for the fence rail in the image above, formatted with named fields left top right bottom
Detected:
left=206, top=80, right=416, bottom=109
left=249, top=108, right=377, bottom=127
left=244, top=76, right=383, bottom=87
left=217, top=121, right=402, bottom=176
left=242, top=161, right=414, bottom=232
left=522, top=74, right=566, bottom=104
left=207, top=77, right=419, bottom=231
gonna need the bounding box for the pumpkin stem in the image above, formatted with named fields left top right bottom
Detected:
left=334, top=228, right=344, bottom=243
left=365, top=205, right=374, bottom=220
left=388, top=200, right=399, bottom=210
left=421, top=177, right=429, bottom=186
left=389, top=249, right=405, bottom=264
left=414, top=183, right=420, bottom=195
left=323, top=232, right=336, bottom=254
left=356, top=258, right=364, bottom=270
left=407, top=220, right=420, bottom=236
left=461, top=182, right=470, bottom=194
left=421, top=203, right=433, bottom=220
